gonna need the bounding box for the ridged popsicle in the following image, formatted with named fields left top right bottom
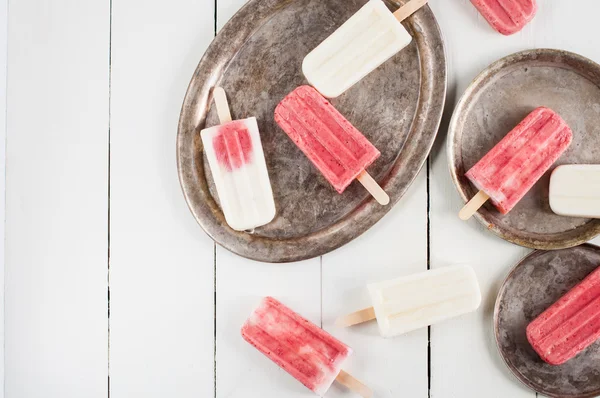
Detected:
left=274, top=85, right=380, bottom=194
left=242, top=297, right=352, bottom=396
left=201, top=117, right=276, bottom=231
left=465, top=107, right=572, bottom=215
left=527, top=266, right=600, bottom=365
left=471, top=0, right=537, bottom=35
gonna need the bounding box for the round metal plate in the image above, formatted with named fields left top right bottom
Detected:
left=448, top=49, right=600, bottom=250
left=177, top=0, right=446, bottom=262
left=494, top=244, right=600, bottom=398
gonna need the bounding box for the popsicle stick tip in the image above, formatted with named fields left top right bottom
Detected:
left=335, top=370, right=373, bottom=398
left=393, top=0, right=428, bottom=23
left=379, top=193, right=390, bottom=206
left=459, top=190, right=489, bottom=221
left=213, top=86, right=225, bottom=96
left=213, top=86, right=233, bottom=123
left=336, top=307, right=376, bottom=327
left=357, top=171, right=389, bottom=205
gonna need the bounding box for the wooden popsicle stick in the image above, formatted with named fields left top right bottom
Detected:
left=458, top=190, right=490, bottom=221
left=393, top=0, right=428, bottom=23
left=357, top=171, right=390, bottom=205
left=335, top=370, right=373, bottom=398
left=335, top=307, right=376, bottom=327
left=213, top=86, right=232, bottom=124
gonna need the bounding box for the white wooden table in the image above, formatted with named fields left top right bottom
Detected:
left=5, top=0, right=600, bottom=397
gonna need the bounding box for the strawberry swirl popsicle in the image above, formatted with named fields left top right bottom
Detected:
left=460, top=107, right=572, bottom=220
left=527, top=266, right=600, bottom=365
left=201, top=88, right=276, bottom=231
left=242, top=297, right=371, bottom=397
left=275, top=85, right=389, bottom=205
left=471, top=0, right=537, bottom=35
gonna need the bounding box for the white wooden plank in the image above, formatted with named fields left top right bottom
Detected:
left=0, top=0, right=7, bottom=394
left=5, top=0, right=110, bottom=397
left=214, top=3, right=321, bottom=397
left=322, top=170, right=428, bottom=398
left=429, top=0, right=600, bottom=397
left=108, top=0, right=216, bottom=396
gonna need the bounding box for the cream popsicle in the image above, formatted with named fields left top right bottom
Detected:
left=470, top=0, right=537, bottom=35
left=549, top=165, right=600, bottom=218
left=274, top=85, right=388, bottom=204
left=201, top=87, right=276, bottom=231
left=459, top=107, right=572, bottom=220
left=336, top=265, right=482, bottom=337
left=302, top=0, right=416, bottom=98
left=242, top=297, right=371, bottom=397
left=526, top=266, right=600, bottom=365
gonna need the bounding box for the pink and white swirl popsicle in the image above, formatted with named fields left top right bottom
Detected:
left=242, top=297, right=371, bottom=397
left=460, top=107, right=572, bottom=220
left=201, top=88, right=276, bottom=231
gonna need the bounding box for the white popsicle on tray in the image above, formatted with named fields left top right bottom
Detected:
left=201, top=87, right=276, bottom=231
left=549, top=165, right=600, bottom=219
left=336, top=265, right=482, bottom=337
left=303, top=0, right=427, bottom=98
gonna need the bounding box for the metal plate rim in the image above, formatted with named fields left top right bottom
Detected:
left=177, top=0, right=447, bottom=263
left=493, top=243, right=600, bottom=398
left=447, top=48, right=600, bottom=250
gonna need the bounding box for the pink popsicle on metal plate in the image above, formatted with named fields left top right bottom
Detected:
left=274, top=86, right=380, bottom=194
left=471, top=0, right=537, bottom=35
left=465, top=107, right=572, bottom=215
left=527, top=266, right=600, bottom=365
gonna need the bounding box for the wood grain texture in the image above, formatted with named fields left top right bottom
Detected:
left=5, top=0, right=110, bottom=397
left=108, top=0, right=216, bottom=397
left=0, top=0, right=7, bottom=394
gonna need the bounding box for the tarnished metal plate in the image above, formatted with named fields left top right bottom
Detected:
left=494, top=245, right=600, bottom=398
left=449, top=49, right=600, bottom=250
left=178, top=0, right=446, bottom=262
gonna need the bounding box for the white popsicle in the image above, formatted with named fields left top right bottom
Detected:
left=549, top=164, right=600, bottom=218
left=201, top=88, right=276, bottom=231
left=302, top=0, right=424, bottom=98
left=336, top=265, right=481, bottom=338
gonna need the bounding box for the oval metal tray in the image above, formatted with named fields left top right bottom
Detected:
left=448, top=49, right=600, bottom=250
left=177, top=0, right=446, bottom=262
left=494, top=244, right=600, bottom=398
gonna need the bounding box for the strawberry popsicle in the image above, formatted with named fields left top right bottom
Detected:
left=471, top=0, right=537, bottom=35
left=242, top=297, right=371, bottom=397
left=526, top=266, right=600, bottom=365
left=201, top=88, right=276, bottom=231
left=459, top=107, right=572, bottom=220
left=274, top=85, right=388, bottom=205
